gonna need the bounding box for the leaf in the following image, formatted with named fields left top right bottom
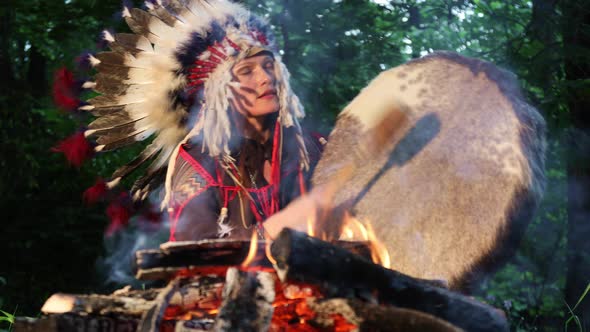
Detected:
left=571, top=283, right=590, bottom=311
left=0, top=310, right=14, bottom=324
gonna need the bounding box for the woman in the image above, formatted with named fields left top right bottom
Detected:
left=58, top=0, right=323, bottom=240
left=167, top=50, right=323, bottom=241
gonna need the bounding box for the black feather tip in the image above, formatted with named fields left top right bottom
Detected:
left=74, top=51, right=94, bottom=71
left=99, top=28, right=116, bottom=49
left=175, top=32, right=212, bottom=71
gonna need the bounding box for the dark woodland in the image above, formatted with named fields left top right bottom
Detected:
left=0, top=0, right=588, bottom=331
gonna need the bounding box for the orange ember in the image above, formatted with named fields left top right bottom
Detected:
left=162, top=268, right=358, bottom=332
left=158, top=229, right=378, bottom=331
left=270, top=282, right=357, bottom=331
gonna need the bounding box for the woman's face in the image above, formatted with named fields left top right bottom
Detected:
left=230, top=54, right=279, bottom=118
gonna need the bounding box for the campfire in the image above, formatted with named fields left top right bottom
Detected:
left=15, top=226, right=508, bottom=332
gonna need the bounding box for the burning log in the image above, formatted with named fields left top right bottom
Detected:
left=40, top=291, right=157, bottom=317
left=137, top=279, right=182, bottom=332
left=308, top=298, right=462, bottom=332
left=137, top=274, right=228, bottom=331
left=15, top=275, right=225, bottom=332
left=270, top=228, right=509, bottom=332
left=14, top=314, right=137, bottom=332
left=213, top=268, right=275, bottom=331
left=134, top=240, right=266, bottom=280
left=135, top=239, right=373, bottom=280
left=14, top=290, right=156, bottom=331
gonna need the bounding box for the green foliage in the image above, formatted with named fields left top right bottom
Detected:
left=0, top=307, right=16, bottom=332
left=565, top=283, right=590, bottom=332
left=0, top=1, right=585, bottom=331
left=477, top=138, right=568, bottom=331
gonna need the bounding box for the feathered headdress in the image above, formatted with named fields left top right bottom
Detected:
left=57, top=0, right=309, bottom=207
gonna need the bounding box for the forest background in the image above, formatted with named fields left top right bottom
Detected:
left=0, top=0, right=588, bottom=331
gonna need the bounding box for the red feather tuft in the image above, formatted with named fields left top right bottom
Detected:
left=83, top=178, right=108, bottom=205
left=137, top=206, right=164, bottom=232
left=105, top=194, right=132, bottom=236
left=51, top=132, right=94, bottom=167
left=52, top=68, right=81, bottom=111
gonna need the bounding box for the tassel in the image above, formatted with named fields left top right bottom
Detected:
left=216, top=207, right=233, bottom=238
left=52, top=68, right=81, bottom=112
left=82, top=178, right=108, bottom=205
left=51, top=132, right=94, bottom=167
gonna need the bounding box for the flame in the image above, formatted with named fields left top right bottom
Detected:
left=240, top=230, right=258, bottom=268
left=339, top=213, right=391, bottom=269
left=365, top=222, right=391, bottom=269
left=306, top=207, right=316, bottom=237
left=343, top=226, right=354, bottom=239
left=339, top=212, right=369, bottom=241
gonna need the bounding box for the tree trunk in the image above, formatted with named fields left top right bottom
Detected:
left=0, top=7, right=15, bottom=94
left=27, top=45, right=47, bottom=99
left=562, top=0, right=590, bottom=328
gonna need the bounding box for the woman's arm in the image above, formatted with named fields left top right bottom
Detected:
left=172, top=187, right=221, bottom=241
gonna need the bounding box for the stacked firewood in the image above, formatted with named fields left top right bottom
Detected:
left=14, top=229, right=508, bottom=332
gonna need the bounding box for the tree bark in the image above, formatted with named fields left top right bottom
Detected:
left=0, top=7, right=15, bottom=94
left=27, top=45, right=47, bottom=99
left=561, top=0, right=590, bottom=328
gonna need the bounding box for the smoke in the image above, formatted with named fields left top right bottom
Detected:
left=96, top=208, right=170, bottom=289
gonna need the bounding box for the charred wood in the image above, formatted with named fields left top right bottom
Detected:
left=40, top=292, right=156, bottom=317
left=308, top=298, right=463, bottom=332
left=17, top=275, right=225, bottom=332
left=137, top=279, right=181, bottom=332
left=135, top=239, right=372, bottom=280
left=270, top=228, right=509, bottom=332
left=136, top=275, right=225, bottom=331
left=13, top=313, right=137, bottom=332
left=213, top=268, right=275, bottom=332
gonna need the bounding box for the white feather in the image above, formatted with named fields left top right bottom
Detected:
left=102, top=30, right=115, bottom=42
left=82, top=81, right=97, bottom=89
left=122, top=6, right=131, bottom=18
left=84, top=129, right=97, bottom=137
left=88, top=54, right=101, bottom=67
left=106, top=177, right=122, bottom=188
left=134, top=35, right=154, bottom=53
left=79, top=105, right=94, bottom=111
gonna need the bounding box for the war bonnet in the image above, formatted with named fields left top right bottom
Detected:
left=74, top=0, right=308, bottom=202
